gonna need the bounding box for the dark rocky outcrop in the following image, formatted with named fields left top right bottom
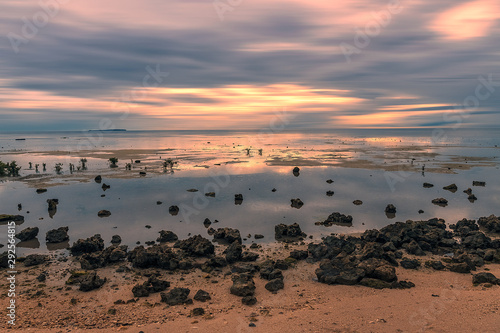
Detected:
left=275, top=223, right=306, bottom=242
left=290, top=198, right=304, bottom=209
left=79, top=272, right=106, bottom=292
left=157, top=230, right=178, bottom=243
left=265, top=278, right=284, bottom=292
left=235, top=194, right=243, bottom=205
left=213, top=228, right=242, bottom=244
left=15, top=227, right=39, bottom=241
left=24, top=254, right=49, bottom=267
left=431, top=198, right=448, bottom=207
left=168, top=206, right=179, bottom=216
left=97, top=210, right=111, bottom=217
left=132, top=276, right=170, bottom=297
left=385, top=204, right=396, bottom=214
left=230, top=273, right=255, bottom=297
left=161, top=288, right=192, bottom=305
left=194, top=289, right=211, bottom=302
left=46, top=227, right=69, bottom=243
left=443, top=184, right=458, bottom=193
left=225, top=241, right=242, bottom=263
left=478, top=215, right=500, bottom=233
left=472, top=181, right=485, bottom=187
left=174, top=235, right=215, bottom=257
left=317, top=212, right=353, bottom=227
left=70, top=234, right=105, bottom=255
left=472, top=272, right=499, bottom=285
left=423, top=183, right=434, bottom=188
left=128, top=244, right=180, bottom=269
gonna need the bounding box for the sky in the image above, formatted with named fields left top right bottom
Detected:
left=1, top=0, right=500, bottom=131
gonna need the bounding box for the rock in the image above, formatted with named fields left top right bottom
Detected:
left=425, top=260, right=445, bottom=270
left=326, top=191, right=334, bottom=196
left=156, top=201, right=162, bottom=205
left=160, top=287, right=192, bottom=305
left=70, top=234, right=105, bottom=255
left=231, top=263, right=257, bottom=274
left=46, top=227, right=69, bottom=243
left=353, top=200, right=363, bottom=205
left=462, top=232, right=492, bottom=249
left=319, top=212, right=353, bottom=227
left=468, top=194, right=477, bottom=202
left=36, top=188, right=47, bottom=194
left=0, top=214, right=24, bottom=223
left=133, top=276, right=170, bottom=297
left=478, top=215, right=500, bottom=233
left=290, top=198, right=304, bottom=209
left=213, top=228, right=242, bottom=244
left=79, top=272, right=106, bottom=292
left=241, top=251, right=259, bottom=262
left=187, top=189, right=198, bottom=192
left=254, top=234, right=264, bottom=239
left=174, top=235, right=215, bottom=256
left=157, top=230, right=178, bottom=243
left=111, top=235, right=122, bottom=244
left=315, top=261, right=365, bottom=285
left=265, top=278, right=284, bottom=292
left=289, top=250, right=308, bottom=260
left=403, top=240, right=425, bottom=256
left=472, top=272, right=499, bottom=285
left=230, top=273, right=255, bottom=297
left=15, top=227, right=39, bottom=241
left=0, top=252, right=8, bottom=268
left=235, top=194, right=243, bottom=205
left=139, top=171, right=146, bottom=176
left=385, top=204, right=396, bottom=213
left=24, top=254, right=49, bottom=267
left=97, top=210, right=111, bottom=217
left=203, top=218, right=212, bottom=228
left=326, top=179, right=334, bottom=184
left=94, top=175, right=102, bottom=183
left=292, top=167, right=300, bottom=174
left=275, top=223, right=306, bottom=242
left=102, top=183, right=110, bottom=190
left=36, top=273, right=46, bottom=282
left=193, top=289, right=211, bottom=302
left=241, top=296, right=257, bottom=305
left=205, top=192, right=216, bottom=197
left=271, top=188, right=277, bottom=192
left=168, top=206, right=179, bottom=216
left=432, top=198, right=448, bottom=207
left=359, top=278, right=392, bottom=289
left=191, top=308, right=205, bottom=316
left=128, top=244, right=179, bottom=269
left=463, top=188, right=473, bottom=195
left=47, top=199, right=58, bottom=218
left=418, top=210, right=424, bottom=214
left=423, top=183, right=434, bottom=188
left=472, top=181, right=486, bottom=187
left=400, top=258, right=420, bottom=269
left=226, top=241, right=243, bottom=263
left=448, top=263, right=470, bottom=273
left=443, top=184, right=458, bottom=192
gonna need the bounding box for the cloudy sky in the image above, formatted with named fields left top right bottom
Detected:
left=1, top=0, right=500, bottom=131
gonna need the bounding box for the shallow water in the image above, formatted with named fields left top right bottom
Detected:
left=1, top=129, right=499, bottom=255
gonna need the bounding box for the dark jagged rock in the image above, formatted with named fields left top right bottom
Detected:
left=463, top=188, right=473, bottom=195
left=15, top=227, right=39, bottom=241
left=230, top=273, right=255, bottom=297
left=353, top=200, right=363, bottom=205
left=0, top=214, right=24, bottom=223
left=94, top=175, right=102, bottom=183
left=326, top=190, right=334, bottom=196
left=423, top=183, right=434, bottom=188
left=132, top=276, right=170, bottom=297
left=231, top=263, right=258, bottom=274
left=241, top=251, right=259, bottom=262
left=478, top=215, right=500, bottom=233
left=431, top=198, right=448, bottom=207
left=275, top=223, right=306, bottom=243
left=36, top=188, right=47, bottom=194
left=47, top=199, right=59, bottom=218
left=111, top=235, right=122, bottom=244
left=468, top=194, right=477, bottom=202
left=326, top=179, right=334, bottom=184
left=0, top=252, right=8, bottom=268
left=213, top=228, right=242, bottom=244
left=160, top=287, right=192, bottom=305
left=191, top=308, right=205, bottom=316
left=168, top=206, right=179, bottom=216
left=102, top=183, right=111, bottom=190
left=425, top=260, right=445, bottom=270
left=318, top=212, right=353, bottom=227
left=450, top=218, right=479, bottom=236
left=254, top=234, right=264, bottom=239
left=385, top=204, right=396, bottom=214
left=79, top=272, right=106, bottom=292
left=293, top=167, right=300, bottom=174
left=400, top=258, right=421, bottom=269
left=79, top=245, right=128, bottom=269
left=290, top=250, right=308, bottom=260
left=157, top=230, right=178, bottom=243
left=290, top=198, right=304, bottom=209
left=472, top=181, right=485, bottom=187
left=443, top=184, right=458, bottom=192
left=128, top=244, right=179, bottom=269
left=205, top=192, right=216, bottom=197
left=403, top=240, right=425, bottom=256
left=226, top=241, right=242, bottom=263
left=260, top=267, right=283, bottom=281
left=242, top=296, right=257, bottom=305
left=472, top=272, right=499, bottom=285
left=448, top=263, right=470, bottom=273
left=24, top=254, right=49, bottom=267
left=203, top=218, right=212, bottom=228
left=97, top=210, right=111, bottom=217
left=194, top=289, right=211, bottom=302
left=235, top=194, right=243, bottom=205
left=265, top=278, right=284, bottom=292
left=46, top=226, right=69, bottom=243
left=70, top=234, right=105, bottom=255
left=174, top=235, right=215, bottom=257
left=315, top=260, right=365, bottom=285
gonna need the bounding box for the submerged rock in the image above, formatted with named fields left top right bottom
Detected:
left=432, top=198, right=448, bottom=207
left=290, top=198, right=304, bottom=209
left=213, top=227, right=242, bottom=244
left=97, top=210, right=111, bottom=217
left=235, top=194, right=243, bottom=205
left=472, top=181, right=486, bottom=187
left=0, top=214, right=24, bottom=223
left=385, top=204, right=396, bottom=214
left=157, top=230, right=178, bottom=243
left=353, top=200, right=363, bottom=205
left=168, top=206, right=179, bottom=216
left=70, top=234, right=105, bottom=255
left=443, top=184, right=458, bottom=192
left=318, top=212, right=353, bottom=227
left=423, top=183, right=434, bottom=188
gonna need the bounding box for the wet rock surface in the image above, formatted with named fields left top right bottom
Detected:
left=275, top=223, right=306, bottom=242
left=70, top=234, right=105, bottom=255
left=317, top=212, right=353, bottom=227
left=15, top=227, right=39, bottom=241
left=213, top=228, right=242, bottom=245
left=174, top=235, right=215, bottom=257
left=290, top=198, right=304, bottom=209
left=157, top=230, right=179, bottom=243
left=46, top=226, right=69, bottom=243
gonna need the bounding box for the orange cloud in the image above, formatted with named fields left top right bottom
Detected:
left=430, top=0, right=500, bottom=40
